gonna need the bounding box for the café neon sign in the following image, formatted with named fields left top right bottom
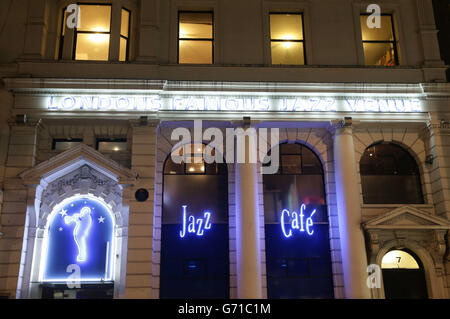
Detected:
left=281, top=204, right=317, bottom=237
left=179, top=205, right=212, bottom=238
left=47, top=95, right=422, bottom=113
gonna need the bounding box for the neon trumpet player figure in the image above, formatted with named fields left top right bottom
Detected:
left=64, top=206, right=93, bottom=262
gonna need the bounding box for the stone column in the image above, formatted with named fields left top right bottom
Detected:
left=332, top=121, right=371, bottom=299
left=234, top=127, right=262, bottom=299
left=1, top=120, right=40, bottom=298
left=427, top=121, right=450, bottom=220
left=124, top=120, right=158, bottom=299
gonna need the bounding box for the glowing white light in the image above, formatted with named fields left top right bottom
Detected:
left=64, top=206, right=93, bottom=262
left=47, top=95, right=423, bottom=113
left=281, top=203, right=316, bottom=238
left=38, top=194, right=116, bottom=283
left=179, top=205, right=212, bottom=238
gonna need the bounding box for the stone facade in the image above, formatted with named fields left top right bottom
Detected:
left=0, top=0, right=449, bottom=299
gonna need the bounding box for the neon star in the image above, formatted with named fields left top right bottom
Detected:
left=58, top=227, right=63, bottom=232
left=98, top=216, right=105, bottom=223
left=59, top=209, right=68, bottom=217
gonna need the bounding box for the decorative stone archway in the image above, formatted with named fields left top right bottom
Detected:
left=363, top=205, right=450, bottom=299
left=17, top=144, right=136, bottom=298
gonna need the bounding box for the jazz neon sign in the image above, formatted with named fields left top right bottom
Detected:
left=179, top=205, right=212, bottom=238
left=281, top=204, right=316, bottom=237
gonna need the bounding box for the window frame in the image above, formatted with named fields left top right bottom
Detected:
left=360, top=142, right=425, bottom=204
left=360, top=13, right=399, bottom=66
left=58, top=7, right=68, bottom=60
left=72, top=2, right=113, bottom=61
left=52, top=138, right=83, bottom=151
left=264, top=143, right=323, bottom=176
left=177, top=10, right=215, bottom=64
left=164, top=144, right=225, bottom=176
left=269, top=12, right=307, bottom=65
left=120, top=7, right=131, bottom=62
left=95, top=138, right=128, bottom=152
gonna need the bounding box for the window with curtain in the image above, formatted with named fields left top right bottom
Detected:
left=360, top=14, right=399, bottom=66
left=73, top=4, right=112, bottom=61
left=120, top=8, right=130, bottom=62
left=269, top=13, right=306, bottom=65
left=178, top=12, right=214, bottom=64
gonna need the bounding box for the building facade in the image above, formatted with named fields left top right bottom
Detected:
left=0, top=0, right=449, bottom=299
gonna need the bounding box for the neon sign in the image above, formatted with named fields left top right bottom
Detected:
left=47, top=95, right=423, bottom=113
left=40, top=195, right=115, bottom=282
left=281, top=204, right=316, bottom=238
left=64, top=206, right=93, bottom=262
left=179, top=205, right=212, bottom=238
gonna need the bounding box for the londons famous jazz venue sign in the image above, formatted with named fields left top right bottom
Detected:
left=46, top=95, right=423, bottom=113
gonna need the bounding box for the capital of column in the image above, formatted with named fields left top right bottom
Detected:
left=427, top=120, right=450, bottom=136
left=328, top=117, right=358, bottom=137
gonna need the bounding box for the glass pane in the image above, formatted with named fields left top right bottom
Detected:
left=186, top=162, right=205, bottom=174
left=361, top=175, right=424, bottom=204
left=363, top=42, right=396, bottom=66
left=270, top=14, right=303, bottom=40
left=75, top=33, right=110, bottom=61
left=120, top=37, right=128, bottom=62
left=164, top=156, right=184, bottom=174
left=382, top=250, right=420, bottom=269
left=179, top=40, right=212, bottom=64
left=98, top=141, right=127, bottom=152
left=263, top=174, right=326, bottom=223
left=360, top=15, right=394, bottom=41
left=281, top=143, right=301, bottom=154
left=121, top=9, right=130, bottom=37
left=302, top=149, right=322, bottom=175
left=179, top=12, right=213, bottom=39
left=77, top=5, right=111, bottom=32
left=53, top=140, right=82, bottom=151
left=62, top=9, right=67, bottom=36
left=271, top=41, right=304, bottom=65
left=281, top=155, right=302, bottom=174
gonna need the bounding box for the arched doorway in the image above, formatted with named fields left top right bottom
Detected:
left=160, top=143, right=229, bottom=298
left=382, top=249, right=428, bottom=299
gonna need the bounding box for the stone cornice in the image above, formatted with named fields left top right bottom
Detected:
left=3, top=77, right=435, bottom=96
left=363, top=205, right=450, bottom=230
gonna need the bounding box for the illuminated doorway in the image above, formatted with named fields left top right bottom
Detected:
left=382, top=249, right=428, bottom=299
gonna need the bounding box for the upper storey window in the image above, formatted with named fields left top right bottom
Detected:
left=269, top=13, right=305, bottom=65
left=360, top=14, right=399, bottom=66
left=74, top=4, right=112, bottom=61
left=178, top=12, right=214, bottom=64
left=120, top=8, right=131, bottom=62
left=58, top=4, right=131, bottom=62
left=360, top=143, right=424, bottom=204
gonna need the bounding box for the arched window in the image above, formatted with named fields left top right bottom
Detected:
left=263, top=143, right=334, bottom=298
left=40, top=195, right=115, bottom=298
left=360, top=143, right=424, bottom=204
left=381, top=249, right=428, bottom=299
left=160, top=144, right=229, bottom=298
